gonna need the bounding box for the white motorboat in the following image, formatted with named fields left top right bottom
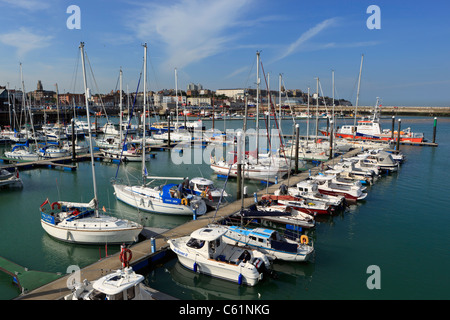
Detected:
left=95, top=135, right=122, bottom=149
left=356, top=150, right=399, bottom=172
left=210, top=156, right=289, bottom=183
left=37, top=143, right=70, bottom=159
left=330, top=160, right=377, bottom=181
left=310, top=174, right=368, bottom=202
left=183, top=177, right=228, bottom=208
left=102, top=143, right=150, bottom=162
left=222, top=225, right=314, bottom=262
left=39, top=42, right=143, bottom=245
left=168, top=226, right=273, bottom=286
left=260, top=194, right=332, bottom=216
left=0, top=169, right=23, bottom=188
left=275, top=180, right=346, bottom=210
left=311, top=173, right=367, bottom=191
left=64, top=247, right=154, bottom=300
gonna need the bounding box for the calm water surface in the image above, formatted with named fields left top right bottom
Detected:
left=0, top=116, right=449, bottom=300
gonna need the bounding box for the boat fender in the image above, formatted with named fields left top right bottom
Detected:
left=51, top=202, right=61, bottom=210
left=181, top=198, right=188, bottom=206
left=238, top=273, right=243, bottom=285
left=193, top=262, right=198, bottom=273
left=300, top=235, right=309, bottom=245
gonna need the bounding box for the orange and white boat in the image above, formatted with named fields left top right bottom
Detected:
left=321, top=99, right=424, bottom=143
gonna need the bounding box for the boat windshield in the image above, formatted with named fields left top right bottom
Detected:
left=186, top=237, right=205, bottom=249
left=89, top=289, right=107, bottom=300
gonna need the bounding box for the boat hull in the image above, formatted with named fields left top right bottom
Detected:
left=168, top=239, right=262, bottom=286
left=41, top=218, right=142, bottom=244
left=320, top=131, right=424, bottom=143
left=113, top=184, right=207, bottom=216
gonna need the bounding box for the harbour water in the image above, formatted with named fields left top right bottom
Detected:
left=0, top=116, right=449, bottom=300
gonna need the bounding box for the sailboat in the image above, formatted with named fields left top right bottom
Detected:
left=210, top=51, right=291, bottom=183
left=39, top=42, right=143, bottom=245
left=112, top=44, right=207, bottom=217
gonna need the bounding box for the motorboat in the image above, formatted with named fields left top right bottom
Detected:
left=37, top=142, right=70, bottom=159
left=261, top=194, right=332, bottom=216
left=168, top=226, right=273, bottom=286
left=0, top=169, right=23, bottom=188
left=102, top=143, right=150, bottom=162
left=222, top=225, right=314, bottom=262
left=183, top=177, right=228, bottom=208
left=275, top=180, right=346, bottom=210
left=210, top=156, right=289, bottom=183
left=310, top=175, right=368, bottom=202
left=311, top=173, right=367, bottom=191
left=330, top=160, right=377, bottom=182
left=320, top=99, right=424, bottom=143
left=356, top=150, right=400, bottom=172
left=64, top=247, right=154, bottom=300
left=238, top=203, right=316, bottom=229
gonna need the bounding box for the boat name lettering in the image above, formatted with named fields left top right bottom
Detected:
left=173, top=247, right=187, bottom=257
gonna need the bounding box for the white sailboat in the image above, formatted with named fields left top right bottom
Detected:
left=39, top=42, right=143, bottom=245
left=112, top=44, right=207, bottom=217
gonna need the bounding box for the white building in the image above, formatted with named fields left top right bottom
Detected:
left=215, top=89, right=246, bottom=100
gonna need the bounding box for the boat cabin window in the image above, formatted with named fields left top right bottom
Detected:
left=249, top=236, right=257, bottom=241
left=196, top=184, right=208, bottom=191
left=89, top=289, right=107, bottom=300
left=186, top=237, right=205, bottom=249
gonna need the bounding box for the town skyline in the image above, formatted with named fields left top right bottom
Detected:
left=0, top=1, right=449, bottom=107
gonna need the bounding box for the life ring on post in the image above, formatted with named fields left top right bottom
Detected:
left=51, top=202, right=61, bottom=210
left=300, top=235, right=309, bottom=245
left=120, top=248, right=133, bottom=267
left=181, top=198, right=188, bottom=206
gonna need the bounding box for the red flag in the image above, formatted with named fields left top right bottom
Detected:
left=40, top=198, right=49, bottom=208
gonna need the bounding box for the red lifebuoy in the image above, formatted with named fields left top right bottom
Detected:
left=120, top=248, right=132, bottom=266
left=51, top=202, right=61, bottom=210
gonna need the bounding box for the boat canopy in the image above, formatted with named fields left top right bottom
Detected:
left=190, top=177, right=214, bottom=186
left=190, top=227, right=226, bottom=241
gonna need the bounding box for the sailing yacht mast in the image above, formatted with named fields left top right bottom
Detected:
left=255, top=51, right=260, bottom=164
left=80, top=42, right=99, bottom=217
left=278, top=74, right=282, bottom=129
left=119, top=68, right=123, bottom=144
left=354, top=54, right=364, bottom=136
left=142, top=43, right=148, bottom=185
left=175, top=68, right=179, bottom=126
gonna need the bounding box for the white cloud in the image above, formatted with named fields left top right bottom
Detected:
left=274, top=18, right=339, bottom=62
left=0, top=27, right=53, bottom=58
left=129, top=0, right=253, bottom=70
left=0, top=0, right=50, bottom=10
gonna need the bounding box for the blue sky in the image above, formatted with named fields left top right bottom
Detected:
left=0, top=0, right=449, bottom=106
